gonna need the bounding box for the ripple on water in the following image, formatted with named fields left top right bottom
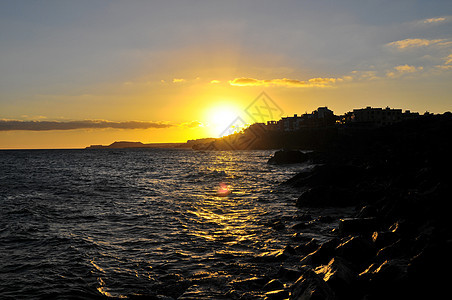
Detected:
left=0, top=149, right=329, bottom=299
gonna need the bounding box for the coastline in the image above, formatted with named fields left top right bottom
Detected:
left=239, top=114, right=452, bottom=299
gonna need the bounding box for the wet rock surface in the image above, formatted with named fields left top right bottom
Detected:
left=267, top=150, right=310, bottom=165
left=292, top=117, right=451, bottom=299
left=239, top=116, right=452, bottom=299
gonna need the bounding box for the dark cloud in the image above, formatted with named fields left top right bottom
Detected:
left=0, top=120, right=174, bottom=131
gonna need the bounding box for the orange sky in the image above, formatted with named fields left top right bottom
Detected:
left=1, top=1, right=451, bottom=149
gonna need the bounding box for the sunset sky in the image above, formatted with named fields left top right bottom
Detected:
left=1, top=1, right=451, bottom=149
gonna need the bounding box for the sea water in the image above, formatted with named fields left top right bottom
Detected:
left=0, top=148, right=333, bottom=299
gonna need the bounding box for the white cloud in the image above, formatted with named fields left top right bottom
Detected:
left=386, top=65, right=423, bottom=78
left=229, top=77, right=341, bottom=88
left=387, top=38, right=450, bottom=50
left=445, top=54, right=452, bottom=65
left=422, top=17, right=447, bottom=24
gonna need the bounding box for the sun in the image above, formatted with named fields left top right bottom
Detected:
left=205, top=104, right=244, bottom=137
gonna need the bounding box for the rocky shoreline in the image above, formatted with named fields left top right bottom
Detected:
left=252, top=115, right=452, bottom=299
left=134, top=115, right=451, bottom=300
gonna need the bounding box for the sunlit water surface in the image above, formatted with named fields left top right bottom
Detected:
left=0, top=149, right=339, bottom=299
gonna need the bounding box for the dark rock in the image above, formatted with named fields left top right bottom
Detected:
left=295, top=239, right=318, bottom=255
left=290, top=267, right=335, bottom=300
left=283, top=244, right=297, bottom=256
left=291, top=233, right=313, bottom=243
left=407, top=240, right=452, bottom=298
left=352, top=186, right=386, bottom=207
left=374, top=240, right=406, bottom=262
left=268, top=150, right=309, bottom=165
left=388, top=220, right=416, bottom=237
left=356, top=205, right=378, bottom=218
left=277, top=267, right=303, bottom=282
left=286, top=164, right=366, bottom=188
left=296, top=186, right=355, bottom=208
left=358, top=259, right=408, bottom=298
left=335, top=236, right=375, bottom=265
left=300, top=238, right=340, bottom=266
left=371, top=231, right=399, bottom=249
left=265, top=290, right=290, bottom=300
left=338, top=218, right=378, bottom=235
left=263, top=279, right=285, bottom=291
left=315, top=257, right=357, bottom=298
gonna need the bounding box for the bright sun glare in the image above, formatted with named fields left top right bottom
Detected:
left=206, top=104, right=243, bottom=137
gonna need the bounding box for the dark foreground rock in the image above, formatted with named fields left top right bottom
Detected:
left=268, top=150, right=310, bottom=165
left=276, top=115, right=452, bottom=299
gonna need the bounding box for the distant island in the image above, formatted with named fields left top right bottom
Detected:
left=85, top=139, right=217, bottom=149
left=86, top=141, right=187, bottom=149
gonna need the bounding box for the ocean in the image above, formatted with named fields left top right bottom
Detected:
left=0, top=148, right=341, bottom=299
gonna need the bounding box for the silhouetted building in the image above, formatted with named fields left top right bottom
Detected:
left=266, top=120, right=279, bottom=131
left=277, top=107, right=335, bottom=131
left=339, top=106, right=420, bottom=127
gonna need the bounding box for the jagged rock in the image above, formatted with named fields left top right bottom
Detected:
left=388, top=220, right=416, bottom=237
left=407, top=240, right=452, bottom=298
left=265, top=290, right=290, bottom=300
left=315, top=257, right=356, bottom=298
left=358, top=259, right=408, bottom=298
left=283, top=245, right=297, bottom=256
left=286, top=164, right=365, bottom=188
left=290, top=267, right=335, bottom=300
left=291, top=233, right=313, bottom=243
left=296, top=186, right=355, bottom=208
left=295, top=239, right=318, bottom=255
left=356, top=205, right=378, bottom=218
left=268, top=150, right=309, bottom=165
left=300, top=238, right=340, bottom=266
left=335, top=236, right=375, bottom=265
left=263, top=279, right=285, bottom=291
left=371, top=231, right=399, bottom=249
left=338, top=217, right=378, bottom=235
left=277, top=267, right=303, bottom=282
left=375, top=240, right=406, bottom=262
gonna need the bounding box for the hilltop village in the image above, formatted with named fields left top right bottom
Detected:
left=190, top=106, right=443, bottom=151
left=245, top=106, right=420, bottom=133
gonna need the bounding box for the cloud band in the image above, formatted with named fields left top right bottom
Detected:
left=0, top=120, right=174, bottom=131
left=229, top=77, right=341, bottom=88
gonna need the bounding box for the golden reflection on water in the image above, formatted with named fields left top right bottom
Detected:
left=91, top=151, right=285, bottom=297
left=187, top=194, right=261, bottom=247
left=96, top=277, right=127, bottom=298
